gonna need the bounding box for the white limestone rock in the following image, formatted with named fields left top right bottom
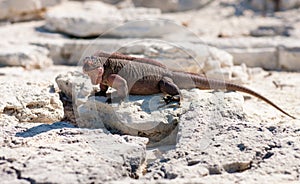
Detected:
left=144, top=92, right=300, bottom=181
left=228, top=47, right=278, bottom=70
left=0, top=0, right=65, bottom=22
left=77, top=91, right=186, bottom=143
left=44, top=1, right=188, bottom=38
left=108, top=19, right=182, bottom=38
left=206, top=67, right=233, bottom=82
left=249, top=0, right=300, bottom=11
left=278, top=45, right=300, bottom=71
left=119, top=7, right=161, bottom=21
left=0, top=44, right=53, bottom=69
left=231, top=64, right=250, bottom=83
left=0, top=82, right=63, bottom=123
left=0, top=121, right=147, bottom=183
left=132, top=0, right=214, bottom=12
left=72, top=0, right=125, bottom=4
left=55, top=71, right=92, bottom=102
left=45, top=1, right=124, bottom=38
left=205, top=37, right=300, bottom=71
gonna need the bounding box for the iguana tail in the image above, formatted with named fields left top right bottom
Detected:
left=173, top=72, right=296, bottom=119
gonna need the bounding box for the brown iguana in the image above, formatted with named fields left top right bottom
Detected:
left=82, top=51, right=296, bottom=119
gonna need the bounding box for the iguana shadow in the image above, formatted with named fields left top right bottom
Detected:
left=15, top=122, right=75, bottom=138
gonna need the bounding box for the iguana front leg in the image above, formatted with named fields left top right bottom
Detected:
left=105, top=74, right=128, bottom=103
left=158, top=76, right=181, bottom=104
left=94, top=83, right=108, bottom=97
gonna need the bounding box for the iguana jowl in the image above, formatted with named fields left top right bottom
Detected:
left=82, top=51, right=296, bottom=119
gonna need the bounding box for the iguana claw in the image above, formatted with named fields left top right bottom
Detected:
left=163, top=95, right=181, bottom=105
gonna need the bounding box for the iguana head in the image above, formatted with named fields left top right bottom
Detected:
left=82, top=56, right=104, bottom=85
left=82, top=56, right=104, bottom=72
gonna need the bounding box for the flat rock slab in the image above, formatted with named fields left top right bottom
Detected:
left=204, top=37, right=300, bottom=71
left=250, top=0, right=300, bottom=11
left=45, top=1, right=122, bottom=38
left=0, top=0, right=65, bottom=22
left=0, top=121, right=147, bottom=183
left=0, top=81, right=63, bottom=123
left=0, top=44, right=53, bottom=69
left=45, top=1, right=175, bottom=38
left=132, top=0, right=213, bottom=12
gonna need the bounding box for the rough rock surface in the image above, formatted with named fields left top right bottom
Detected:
left=0, top=0, right=64, bottom=22
left=0, top=81, right=63, bottom=123
left=0, top=121, right=147, bottom=183
left=2, top=66, right=299, bottom=183
left=143, top=88, right=300, bottom=181
left=0, top=66, right=77, bottom=124
left=1, top=0, right=300, bottom=183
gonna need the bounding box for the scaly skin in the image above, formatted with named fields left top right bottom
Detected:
left=82, top=51, right=296, bottom=119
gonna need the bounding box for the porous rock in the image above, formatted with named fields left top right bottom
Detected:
left=0, top=121, right=147, bottom=183
left=0, top=81, right=63, bottom=123
left=144, top=93, right=300, bottom=182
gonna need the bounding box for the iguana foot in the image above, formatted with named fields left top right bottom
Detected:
left=94, top=90, right=107, bottom=97
left=106, top=96, right=125, bottom=104
left=163, top=95, right=181, bottom=105
left=89, top=90, right=107, bottom=98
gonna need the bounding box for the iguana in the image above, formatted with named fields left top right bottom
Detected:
left=82, top=51, right=296, bottom=119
